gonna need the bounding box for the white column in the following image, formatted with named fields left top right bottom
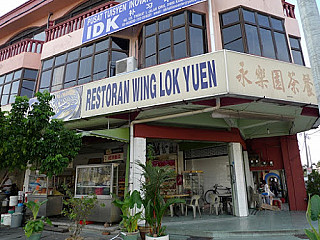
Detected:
left=229, top=143, right=249, bottom=217
left=129, top=137, right=146, bottom=192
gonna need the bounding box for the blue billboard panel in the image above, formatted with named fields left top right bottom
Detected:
left=82, top=0, right=206, bottom=44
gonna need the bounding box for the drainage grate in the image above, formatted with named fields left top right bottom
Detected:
left=294, top=234, right=309, bottom=239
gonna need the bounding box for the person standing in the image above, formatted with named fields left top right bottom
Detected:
left=262, top=180, right=275, bottom=205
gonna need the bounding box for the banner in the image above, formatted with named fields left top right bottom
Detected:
left=81, top=52, right=227, bottom=118
left=82, top=0, right=206, bottom=44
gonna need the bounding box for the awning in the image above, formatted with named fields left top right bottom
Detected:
left=78, top=128, right=129, bottom=143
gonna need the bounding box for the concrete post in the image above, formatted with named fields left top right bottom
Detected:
left=297, top=0, right=320, bottom=112
left=129, top=137, right=146, bottom=192
left=229, top=143, right=249, bottom=217
left=243, top=151, right=254, bottom=208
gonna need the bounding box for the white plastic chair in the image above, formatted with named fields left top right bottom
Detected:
left=209, top=194, right=222, bottom=215
left=185, top=195, right=201, bottom=218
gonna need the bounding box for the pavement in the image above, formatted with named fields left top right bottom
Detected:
left=0, top=209, right=313, bottom=240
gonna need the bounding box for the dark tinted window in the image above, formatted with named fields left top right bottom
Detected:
left=289, top=36, right=304, bottom=65
left=140, top=11, right=206, bottom=68
left=274, top=32, right=290, bottom=62
left=243, top=10, right=255, bottom=23
left=245, top=24, right=261, bottom=55
left=221, top=9, right=239, bottom=26
left=258, top=14, right=269, bottom=27
left=221, top=8, right=290, bottom=62
left=0, top=68, right=37, bottom=106
left=38, top=37, right=129, bottom=92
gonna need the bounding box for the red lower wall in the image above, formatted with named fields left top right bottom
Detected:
left=280, top=135, right=307, bottom=211
left=247, top=135, right=307, bottom=211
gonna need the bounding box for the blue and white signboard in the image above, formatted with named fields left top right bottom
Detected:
left=82, top=0, right=206, bottom=44
left=80, top=51, right=227, bottom=119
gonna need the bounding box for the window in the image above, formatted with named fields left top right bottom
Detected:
left=0, top=69, right=37, bottom=106
left=220, top=8, right=291, bottom=62
left=56, top=0, right=110, bottom=24
left=139, top=11, right=207, bottom=68
left=38, top=37, right=129, bottom=93
left=289, top=36, right=305, bottom=66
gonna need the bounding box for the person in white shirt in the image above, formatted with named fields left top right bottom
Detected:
left=262, top=180, right=275, bottom=205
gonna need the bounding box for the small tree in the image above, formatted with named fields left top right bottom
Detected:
left=0, top=91, right=82, bottom=180
left=62, top=187, right=98, bottom=240
left=306, top=170, right=320, bottom=197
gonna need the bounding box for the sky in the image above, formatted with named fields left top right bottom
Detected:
left=0, top=0, right=320, bottom=166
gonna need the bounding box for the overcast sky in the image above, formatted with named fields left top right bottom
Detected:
left=0, top=0, right=320, bottom=166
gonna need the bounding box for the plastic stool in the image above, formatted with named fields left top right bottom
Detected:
left=272, top=199, right=282, bottom=209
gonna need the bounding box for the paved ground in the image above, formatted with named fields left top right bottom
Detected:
left=0, top=210, right=313, bottom=239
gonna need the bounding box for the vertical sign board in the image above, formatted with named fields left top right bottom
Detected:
left=82, top=0, right=207, bottom=44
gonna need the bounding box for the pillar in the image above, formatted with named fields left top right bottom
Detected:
left=229, top=143, right=249, bottom=217
left=129, top=137, right=146, bottom=192
left=280, top=135, right=307, bottom=210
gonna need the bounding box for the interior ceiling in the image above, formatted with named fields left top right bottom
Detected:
left=66, top=97, right=318, bottom=140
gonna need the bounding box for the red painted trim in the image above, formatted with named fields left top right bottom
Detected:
left=134, top=124, right=246, bottom=149
left=109, top=111, right=140, bottom=121
left=221, top=97, right=253, bottom=107
left=192, top=97, right=253, bottom=108
left=301, top=107, right=319, bottom=117
left=192, top=99, right=216, bottom=107
left=281, top=135, right=307, bottom=211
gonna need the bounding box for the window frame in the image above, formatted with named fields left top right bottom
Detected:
left=139, top=10, right=207, bottom=68
left=220, top=7, right=292, bottom=63
left=289, top=35, right=305, bottom=66
left=0, top=68, right=37, bottom=106
left=38, top=36, right=129, bottom=93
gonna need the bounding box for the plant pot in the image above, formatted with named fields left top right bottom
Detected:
left=26, top=232, right=42, bottom=240
left=146, top=234, right=169, bottom=240
left=121, top=231, right=139, bottom=240
left=139, top=226, right=152, bottom=240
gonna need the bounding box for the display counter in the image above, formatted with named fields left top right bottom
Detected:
left=25, top=173, right=63, bottom=217
left=27, top=194, right=63, bottom=217
left=75, top=163, right=121, bottom=223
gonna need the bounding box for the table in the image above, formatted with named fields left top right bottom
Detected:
left=165, top=194, right=189, bottom=217
left=218, top=194, right=232, bottom=214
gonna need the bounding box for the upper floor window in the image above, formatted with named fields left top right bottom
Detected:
left=220, top=8, right=291, bottom=62
left=139, top=11, right=207, bottom=68
left=38, top=37, right=129, bottom=93
left=0, top=69, right=37, bottom=106
left=289, top=36, right=305, bottom=65
left=4, top=27, right=46, bottom=48
left=56, top=0, right=110, bottom=24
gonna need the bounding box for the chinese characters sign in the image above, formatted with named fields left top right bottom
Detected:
left=229, top=51, right=317, bottom=104
left=82, top=0, right=206, bottom=44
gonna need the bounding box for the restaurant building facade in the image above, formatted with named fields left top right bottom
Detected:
left=0, top=0, right=318, bottom=217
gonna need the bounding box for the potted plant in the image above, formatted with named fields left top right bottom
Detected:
left=24, top=200, right=52, bottom=240
left=112, top=190, right=143, bottom=240
left=139, top=160, right=184, bottom=240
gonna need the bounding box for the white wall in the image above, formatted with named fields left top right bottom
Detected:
left=186, top=155, right=231, bottom=193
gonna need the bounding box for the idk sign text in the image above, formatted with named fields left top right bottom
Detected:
left=82, top=0, right=206, bottom=43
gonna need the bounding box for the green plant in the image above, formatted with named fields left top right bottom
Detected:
left=24, top=200, right=52, bottom=238
left=306, top=170, right=320, bottom=197
left=305, top=194, right=320, bottom=239
left=112, top=190, right=143, bottom=233
left=62, top=187, right=98, bottom=240
left=0, top=92, right=81, bottom=178
left=139, top=160, right=184, bottom=237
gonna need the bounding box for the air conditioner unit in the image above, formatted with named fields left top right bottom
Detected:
left=116, top=56, right=137, bottom=75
